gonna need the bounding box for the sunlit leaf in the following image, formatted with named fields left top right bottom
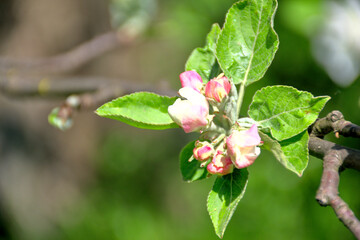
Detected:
left=216, top=0, right=279, bottom=85
left=96, top=92, right=179, bottom=130
left=249, top=85, right=330, bottom=141
left=186, top=24, right=221, bottom=82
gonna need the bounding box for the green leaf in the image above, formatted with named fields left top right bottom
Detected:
left=205, top=23, right=221, bottom=53
left=216, top=0, right=279, bottom=85
left=248, top=85, right=330, bottom=141
left=185, top=24, right=221, bottom=82
left=96, top=92, right=179, bottom=130
left=260, top=131, right=309, bottom=176
left=280, top=131, right=309, bottom=176
left=179, top=141, right=208, bottom=182
left=207, top=168, right=248, bottom=238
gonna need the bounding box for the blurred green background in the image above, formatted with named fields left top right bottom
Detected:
left=0, top=0, right=359, bottom=239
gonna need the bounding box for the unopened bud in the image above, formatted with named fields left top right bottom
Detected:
left=205, top=75, right=231, bottom=102
left=207, top=150, right=233, bottom=175
left=193, top=141, right=214, bottom=161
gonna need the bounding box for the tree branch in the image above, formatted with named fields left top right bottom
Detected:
left=308, top=110, right=360, bottom=239
left=0, top=73, right=177, bottom=130
left=316, top=149, right=360, bottom=238
left=308, top=137, right=360, bottom=171
left=310, top=110, right=360, bottom=138
left=0, top=30, right=134, bottom=74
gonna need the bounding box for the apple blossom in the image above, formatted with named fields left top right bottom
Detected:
left=226, top=124, right=261, bottom=169
left=207, top=150, right=234, bottom=175
left=204, top=75, right=231, bottom=102
left=179, top=70, right=204, bottom=92
left=168, top=87, right=209, bottom=133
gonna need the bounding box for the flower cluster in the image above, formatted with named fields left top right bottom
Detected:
left=168, top=70, right=261, bottom=175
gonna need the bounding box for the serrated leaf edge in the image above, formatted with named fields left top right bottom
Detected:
left=205, top=23, right=221, bottom=52
left=207, top=170, right=249, bottom=238
left=249, top=85, right=330, bottom=141
left=216, top=0, right=279, bottom=85
left=185, top=23, right=221, bottom=82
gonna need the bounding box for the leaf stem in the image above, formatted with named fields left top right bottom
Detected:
left=236, top=83, right=245, bottom=118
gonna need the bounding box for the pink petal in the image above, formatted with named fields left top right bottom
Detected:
left=242, top=124, right=261, bottom=147
left=193, top=143, right=214, bottom=161
left=168, top=88, right=209, bottom=133
left=205, top=81, right=223, bottom=102
left=204, top=76, right=231, bottom=102
left=220, top=77, right=231, bottom=94
left=207, top=151, right=233, bottom=175
left=179, top=71, right=203, bottom=92
left=231, top=146, right=260, bottom=169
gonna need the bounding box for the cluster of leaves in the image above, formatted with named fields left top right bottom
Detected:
left=96, top=0, right=329, bottom=238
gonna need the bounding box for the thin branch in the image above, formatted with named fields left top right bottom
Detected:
left=70, top=81, right=176, bottom=110
left=0, top=30, right=134, bottom=74
left=0, top=75, right=104, bottom=97
left=42, top=77, right=176, bottom=130
left=1, top=71, right=177, bottom=131
left=0, top=75, right=176, bottom=98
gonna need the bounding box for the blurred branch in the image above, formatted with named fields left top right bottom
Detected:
left=0, top=72, right=177, bottom=131
left=0, top=19, right=177, bottom=130
left=308, top=111, right=360, bottom=239
left=0, top=75, right=103, bottom=97
left=0, top=74, right=176, bottom=99
left=0, top=30, right=134, bottom=74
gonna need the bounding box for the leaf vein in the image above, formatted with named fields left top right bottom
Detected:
left=258, top=105, right=314, bottom=124
left=243, top=0, right=265, bottom=84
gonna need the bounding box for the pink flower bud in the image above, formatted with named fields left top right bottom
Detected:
left=193, top=141, right=214, bottom=161
left=207, top=150, right=233, bottom=175
left=204, top=75, right=231, bottom=102
left=168, top=87, right=209, bottom=133
left=179, top=71, right=203, bottom=92
left=226, top=124, right=261, bottom=169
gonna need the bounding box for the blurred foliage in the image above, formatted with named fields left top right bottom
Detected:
left=2, top=0, right=360, bottom=239
left=109, top=0, right=156, bottom=37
